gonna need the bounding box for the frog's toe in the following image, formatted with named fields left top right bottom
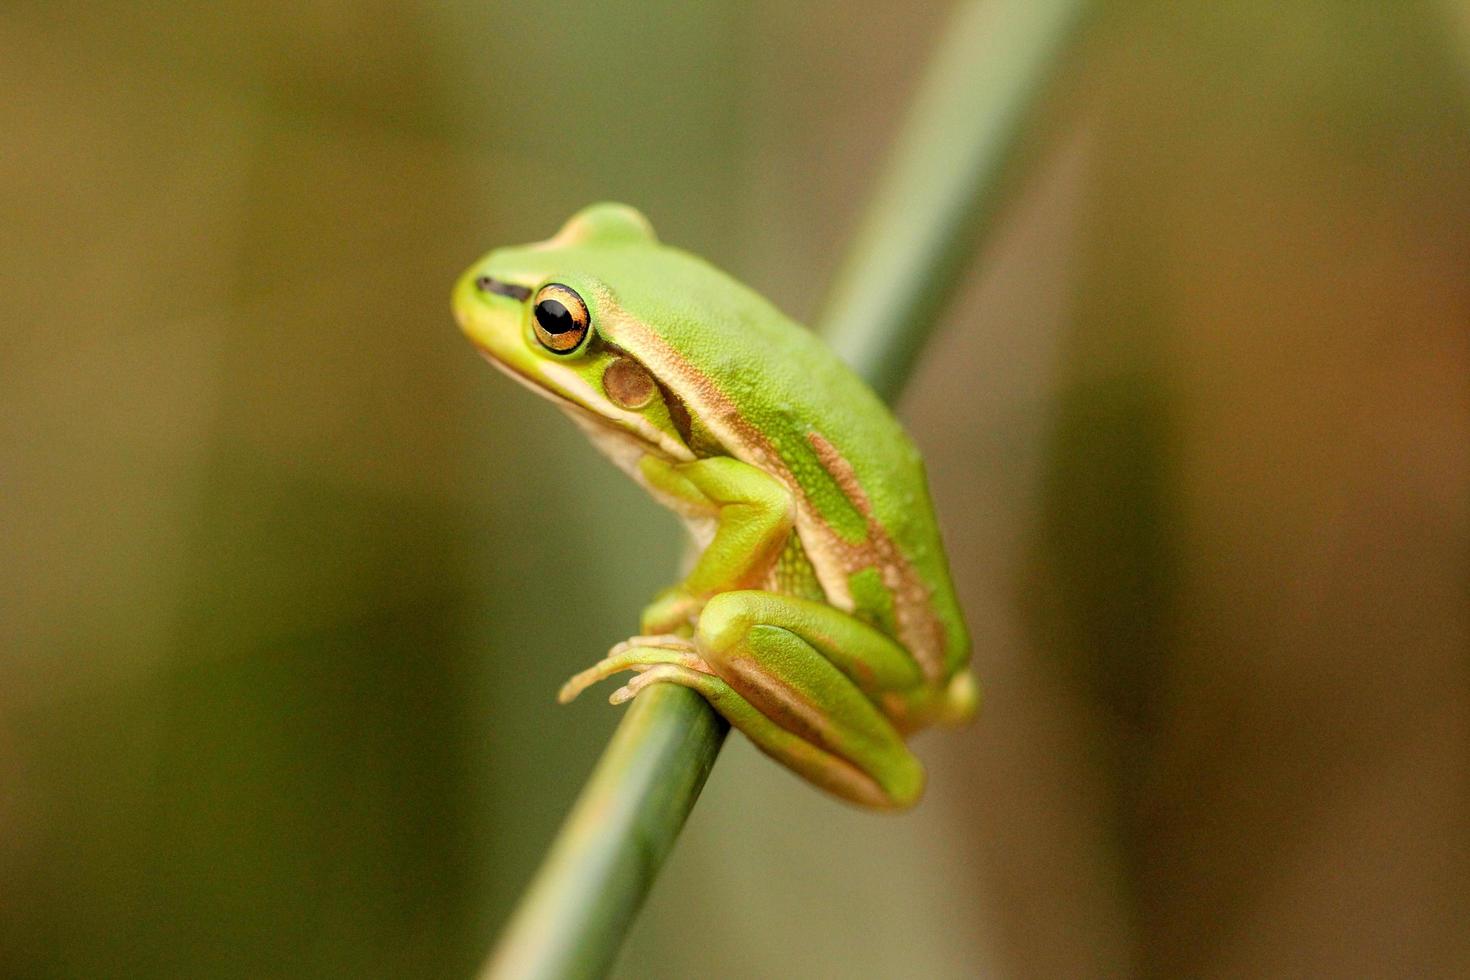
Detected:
left=557, top=639, right=706, bottom=704
left=609, top=663, right=713, bottom=704
left=605, top=634, right=695, bottom=658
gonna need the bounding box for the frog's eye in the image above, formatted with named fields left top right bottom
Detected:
left=532, top=284, right=591, bottom=354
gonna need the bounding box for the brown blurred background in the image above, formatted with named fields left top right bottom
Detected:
left=3, top=1, right=1468, bottom=977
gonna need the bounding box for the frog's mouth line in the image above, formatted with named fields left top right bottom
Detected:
left=478, top=350, right=588, bottom=415
left=477, top=351, right=688, bottom=462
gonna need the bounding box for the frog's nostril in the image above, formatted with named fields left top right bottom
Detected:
left=475, top=275, right=532, bottom=302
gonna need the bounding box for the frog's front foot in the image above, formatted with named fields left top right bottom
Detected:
left=557, top=634, right=710, bottom=704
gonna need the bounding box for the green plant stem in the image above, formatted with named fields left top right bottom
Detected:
left=481, top=685, right=725, bottom=980
left=481, top=2, right=1089, bottom=977
left=821, top=0, right=1092, bottom=402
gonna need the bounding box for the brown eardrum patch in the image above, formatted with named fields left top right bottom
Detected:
left=602, top=355, right=657, bottom=409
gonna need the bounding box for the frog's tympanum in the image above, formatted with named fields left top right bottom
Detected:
left=454, top=204, right=976, bottom=808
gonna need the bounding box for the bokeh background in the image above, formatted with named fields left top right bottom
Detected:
left=5, top=1, right=1469, bottom=977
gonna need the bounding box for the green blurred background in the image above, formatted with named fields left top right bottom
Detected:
left=4, top=1, right=1468, bottom=977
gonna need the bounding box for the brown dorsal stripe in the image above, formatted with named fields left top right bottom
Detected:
left=807, top=430, right=945, bottom=680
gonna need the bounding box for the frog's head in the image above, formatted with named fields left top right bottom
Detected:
left=453, top=203, right=701, bottom=462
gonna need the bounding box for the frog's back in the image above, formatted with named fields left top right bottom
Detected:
left=596, top=245, right=970, bottom=680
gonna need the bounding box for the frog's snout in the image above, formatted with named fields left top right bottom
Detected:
left=454, top=267, right=512, bottom=337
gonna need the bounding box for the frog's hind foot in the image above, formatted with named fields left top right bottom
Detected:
left=608, top=663, right=717, bottom=705
left=557, top=635, right=707, bottom=704
left=605, top=634, right=696, bottom=659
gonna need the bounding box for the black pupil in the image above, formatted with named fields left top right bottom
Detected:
left=535, top=299, right=576, bottom=335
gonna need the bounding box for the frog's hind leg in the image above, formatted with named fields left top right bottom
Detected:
left=608, top=664, right=908, bottom=809
left=690, top=590, right=927, bottom=809
left=556, top=594, right=930, bottom=808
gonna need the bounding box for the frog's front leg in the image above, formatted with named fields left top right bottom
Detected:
left=564, top=591, right=926, bottom=808
left=634, top=454, right=794, bottom=634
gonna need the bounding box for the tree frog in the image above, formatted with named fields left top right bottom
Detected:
left=453, top=203, right=977, bottom=808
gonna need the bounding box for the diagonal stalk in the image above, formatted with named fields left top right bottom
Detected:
left=480, top=2, right=1092, bottom=977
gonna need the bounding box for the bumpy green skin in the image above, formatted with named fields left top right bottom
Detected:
left=454, top=203, right=976, bottom=808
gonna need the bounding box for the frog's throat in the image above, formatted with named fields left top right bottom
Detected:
left=479, top=352, right=694, bottom=462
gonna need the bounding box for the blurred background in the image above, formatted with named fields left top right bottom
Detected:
left=4, top=1, right=1468, bottom=977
